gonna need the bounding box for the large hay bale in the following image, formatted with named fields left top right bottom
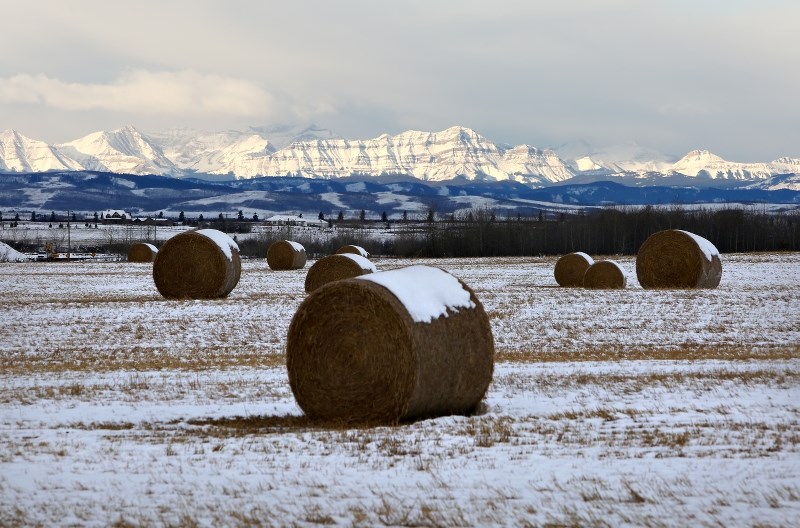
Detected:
left=336, top=244, right=370, bottom=258
left=554, top=252, right=594, bottom=287
left=636, top=229, right=722, bottom=289
left=267, top=240, right=307, bottom=270
left=287, top=265, right=494, bottom=423
left=127, top=242, right=158, bottom=263
left=152, top=229, right=241, bottom=299
left=583, top=260, right=627, bottom=289
left=304, top=253, right=377, bottom=293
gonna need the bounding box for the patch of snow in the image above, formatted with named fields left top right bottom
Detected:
left=338, top=252, right=376, bottom=272
left=574, top=252, right=595, bottom=264
left=143, top=243, right=158, bottom=253
left=286, top=240, right=305, bottom=252
left=358, top=265, right=476, bottom=323
left=195, top=229, right=238, bottom=261
left=677, top=230, right=719, bottom=261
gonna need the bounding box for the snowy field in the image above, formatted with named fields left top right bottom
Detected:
left=0, top=254, right=798, bottom=526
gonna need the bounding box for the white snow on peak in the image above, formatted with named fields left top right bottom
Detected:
left=338, top=252, right=376, bottom=272
left=676, top=230, right=719, bottom=262
left=195, top=229, right=239, bottom=261
left=0, top=129, right=82, bottom=172
left=358, top=265, right=476, bottom=323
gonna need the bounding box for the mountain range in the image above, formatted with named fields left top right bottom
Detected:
left=1, top=125, right=798, bottom=191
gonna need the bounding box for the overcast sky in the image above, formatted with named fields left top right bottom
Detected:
left=1, top=0, right=798, bottom=161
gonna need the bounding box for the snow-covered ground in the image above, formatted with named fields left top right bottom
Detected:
left=1, top=254, right=798, bottom=526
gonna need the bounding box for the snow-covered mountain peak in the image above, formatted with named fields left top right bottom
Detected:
left=0, top=129, right=82, bottom=172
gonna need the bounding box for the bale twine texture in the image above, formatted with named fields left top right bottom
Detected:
left=636, top=229, right=722, bottom=289
left=554, top=252, right=594, bottom=287
left=152, top=229, right=241, bottom=299
left=287, top=265, right=495, bottom=424
left=583, top=260, right=627, bottom=289
left=304, top=253, right=377, bottom=293
left=336, top=244, right=370, bottom=258
left=128, top=242, right=158, bottom=263
left=267, top=240, right=307, bottom=270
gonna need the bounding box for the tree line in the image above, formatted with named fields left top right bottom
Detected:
left=372, top=206, right=799, bottom=258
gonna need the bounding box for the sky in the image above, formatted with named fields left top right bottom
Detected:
left=1, top=0, right=798, bottom=162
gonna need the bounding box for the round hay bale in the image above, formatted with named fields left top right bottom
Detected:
left=636, top=229, right=722, bottom=289
left=583, top=260, right=627, bottom=289
left=127, top=242, right=158, bottom=263
left=152, top=229, right=241, bottom=299
left=267, top=240, right=307, bottom=270
left=336, top=244, right=370, bottom=258
left=304, top=253, right=377, bottom=293
left=554, top=252, right=594, bottom=287
left=287, top=265, right=494, bottom=423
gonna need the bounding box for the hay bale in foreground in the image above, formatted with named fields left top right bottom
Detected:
left=304, top=253, right=377, bottom=293
left=554, top=252, right=594, bottom=287
left=152, top=229, right=241, bottom=299
left=267, top=240, right=307, bottom=270
left=583, top=260, right=627, bottom=289
left=127, top=242, right=158, bottom=263
left=336, top=244, right=370, bottom=258
left=636, top=229, right=722, bottom=289
left=287, top=265, right=494, bottom=423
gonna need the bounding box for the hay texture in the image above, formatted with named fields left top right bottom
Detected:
left=287, top=265, right=494, bottom=423
left=554, top=252, right=594, bottom=287
left=336, top=244, right=370, bottom=258
left=267, top=240, right=307, bottom=270
left=636, top=229, right=722, bottom=289
left=304, top=253, right=377, bottom=293
left=127, top=242, right=158, bottom=263
left=152, top=229, right=241, bottom=299
left=583, top=260, right=627, bottom=289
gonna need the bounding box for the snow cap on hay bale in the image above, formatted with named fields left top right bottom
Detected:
left=636, top=229, right=721, bottom=289
left=554, top=252, right=594, bottom=287
left=335, top=244, right=370, bottom=258
left=287, top=265, right=495, bottom=423
left=304, top=253, right=377, bottom=293
left=152, top=229, right=241, bottom=299
left=583, top=260, right=627, bottom=289
left=127, top=242, right=158, bottom=262
left=267, top=240, right=307, bottom=270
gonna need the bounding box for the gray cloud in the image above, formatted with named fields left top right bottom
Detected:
left=1, top=0, right=798, bottom=161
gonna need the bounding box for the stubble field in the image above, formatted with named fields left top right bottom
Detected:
left=1, top=253, right=798, bottom=526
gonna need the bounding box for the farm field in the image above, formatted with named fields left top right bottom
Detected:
left=1, top=253, right=798, bottom=526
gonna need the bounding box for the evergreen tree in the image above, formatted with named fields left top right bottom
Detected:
left=198, top=214, right=204, bottom=222
left=402, top=210, right=408, bottom=222
left=31, top=211, right=36, bottom=222
left=158, top=211, right=164, bottom=219
left=359, top=209, right=366, bottom=221
left=218, top=213, right=224, bottom=222
left=337, top=211, right=344, bottom=221
left=237, top=210, right=244, bottom=221
left=50, top=211, right=56, bottom=222
left=14, top=213, right=20, bottom=222
left=381, top=211, right=388, bottom=222
left=252, top=212, right=259, bottom=221
left=318, top=211, right=325, bottom=221
left=427, top=209, right=435, bottom=223
left=178, top=211, right=185, bottom=223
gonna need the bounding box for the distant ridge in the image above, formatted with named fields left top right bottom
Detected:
left=1, top=125, right=798, bottom=190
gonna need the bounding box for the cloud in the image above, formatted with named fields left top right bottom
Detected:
left=0, top=70, right=275, bottom=117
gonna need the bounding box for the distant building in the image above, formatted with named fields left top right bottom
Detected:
left=264, top=215, right=325, bottom=228
left=100, top=209, right=129, bottom=221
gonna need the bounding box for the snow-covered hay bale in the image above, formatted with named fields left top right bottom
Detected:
left=0, top=242, right=30, bottom=262
left=583, top=260, right=627, bottom=289
left=267, top=240, right=307, bottom=270
left=636, top=229, right=722, bottom=289
left=152, top=229, right=241, bottom=299
left=304, top=253, right=377, bottom=293
left=335, top=244, right=370, bottom=258
left=287, top=265, right=494, bottom=424
left=127, top=243, right=158, bottom=263
left=554, top=252, right=594, bottom=287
